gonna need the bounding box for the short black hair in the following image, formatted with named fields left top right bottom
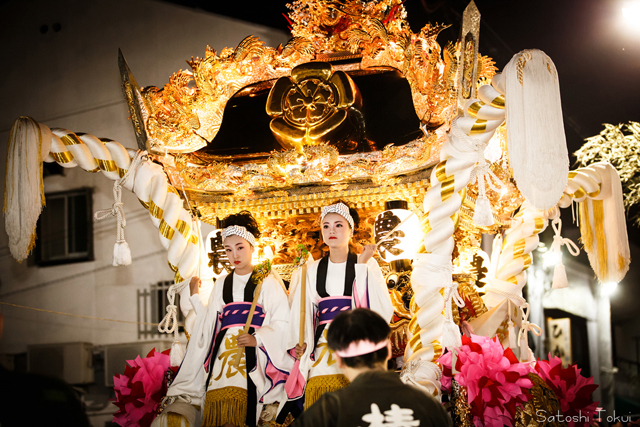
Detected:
left=326, top=308, right=390, bottom=369
left=222, top=210, right=261, bottom=240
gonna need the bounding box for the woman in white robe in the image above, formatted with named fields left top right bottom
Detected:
left=156, top=212, right=291, bottom=427
left=285, top=201, right=394, bottom=411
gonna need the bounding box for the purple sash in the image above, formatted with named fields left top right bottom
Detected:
left=317, top=296, right=352, bottom=326
left=220, top=301, right=265, bottom=331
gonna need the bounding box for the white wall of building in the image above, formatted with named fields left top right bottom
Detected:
left=0, top=0, right=288, bottom=355
left=527, top=256, right=615, bottom=414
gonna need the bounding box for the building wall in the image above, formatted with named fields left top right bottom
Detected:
left=0, top=0, right=288, bottom=354
left=527, top=257, right=612, bottom=411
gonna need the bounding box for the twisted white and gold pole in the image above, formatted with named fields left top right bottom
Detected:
left=483, top=162, right=630, bottom=362
left=488, top=161, right=630, bottom=305
left=559, top=163, right=630, bottom=283
left=5, top=118, right=202, bottom=283
left=400, top=76, right=506, bottom=397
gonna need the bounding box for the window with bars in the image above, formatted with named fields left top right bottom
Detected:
left=137, top=281, right=184, bottom=339
left=35, top=188, right=94, bottom=266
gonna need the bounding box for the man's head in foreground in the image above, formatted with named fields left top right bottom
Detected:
left=327, top=308, right=392, bottom=379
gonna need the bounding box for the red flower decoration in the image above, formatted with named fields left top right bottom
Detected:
left=112, top=348, right=177, bottom=427
left=439, top=334, right=533, bottom=427
left=535, top=354, right=599, bottom=427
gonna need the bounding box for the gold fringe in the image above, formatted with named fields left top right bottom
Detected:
left=26, top=230, right=38, bottom=260
left=304, top=374, right=349, bottom=410
left=3, top=119, right=16, bottom=213
left=203, top=386, right=247, bottom=427
left=592, top=199, right=608, bottom=279
left=167, top=412, right=188, bottom=427
left=618, top=253, right=627, bottom=271
left=36, top=120, right=45, bottom=208
left=579, top=201, right=593, bottom=253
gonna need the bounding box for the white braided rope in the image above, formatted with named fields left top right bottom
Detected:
left=119, top=150, right=147, bottom=190
left=517, top=302, right=542, bottom=362
left=444, top=281, right=465, bottom=324
left=483, top=286, right=527, bottom=308
left=400, top=359, right=443, bottom=397
left=550, top=217, right=580, bottom=257
left=158, top=281, right=189, bottom=338
left=94, top=180, right=127, bottom=241
left=93, top=150, right=147, bottom=267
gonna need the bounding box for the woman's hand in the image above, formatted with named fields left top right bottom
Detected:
left=237, top=333, right=257, bottom=348
left=294, top=343, right=307, bottom=360
left=358, top=244, right=377, bottom=264
left=189, top=276, right=201, bottom=296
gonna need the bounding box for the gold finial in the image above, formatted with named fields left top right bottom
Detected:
left=457, top=1, right=481, bottom=111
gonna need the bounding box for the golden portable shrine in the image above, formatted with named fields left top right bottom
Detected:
left=3, top=0, right=630, bottom=426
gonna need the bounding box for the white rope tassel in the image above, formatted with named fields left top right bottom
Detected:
left=549, top=217, right=580, bottom=289
left=471, top=159, right=493, bottom=226
left=469, top=147, right=504, bottom=227
left=475, top=176, right=493, bottom=226
left=93, top=150, right=147, bottom=267
left=94, top=179, right=131, bottom=266
left=158, top=281, right=189, bottom=367
left=517, top=303, right=542, bottom=362
left=92, top=150, right=147, bottom=267
left=442, top=281, right=465, bottom=350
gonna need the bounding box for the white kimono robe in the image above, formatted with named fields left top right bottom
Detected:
left=166, top=270, right=292, bottom=424
left=287, top=256, right=393, bottom=388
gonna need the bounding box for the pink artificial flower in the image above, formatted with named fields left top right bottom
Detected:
left=439, top=334, right=533, bottom=426
left=112, top=348, right=174, bottom=427
left=535, top=355, right=599, bottom=427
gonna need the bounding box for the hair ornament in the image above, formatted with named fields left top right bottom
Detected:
left=321, top=202, right=355, bottom=230
left=334, top=339, right=388, bottom=358
left=222, top=225, right=256, bottom=247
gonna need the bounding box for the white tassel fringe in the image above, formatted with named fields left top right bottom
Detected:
left=170, top=340, right=185, bottom=367
left=3, top=117, right=48, bottom=262
left=442, top=320, right=462, bottom=350
left=504, top=50, right=569, bottom=210
left=113, top=241, right=132, bottom=266
left=552, top=263, right=569, bottom=289
left=473, top=195, right=494, bottom=226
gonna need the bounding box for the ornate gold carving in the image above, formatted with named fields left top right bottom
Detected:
left=451, top=276, right=487, bottom=326
left=163, top=130, right=441, bottom=196
left=458, top=0, right=481, bottom=108
left=142, top=70, right=202, bottom=153
left=450, top=380, right=474, bottom=427
left=514, top=373, right=565, bottom=427
left=141, top=34, right=314, bottom=153
left=140, top=0, right=464, bottom=154
left=124, top=81, right=142, bottom=138
left=266, top=62, right=360, bottom=152
left=387, top=269, right=413, bottom=357
left=462, top=35, right=476, bottom=100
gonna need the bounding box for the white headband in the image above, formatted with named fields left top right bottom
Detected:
left=222, top=225, right=256, bottom=247
left=321, top=202, right=355, bottom=230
